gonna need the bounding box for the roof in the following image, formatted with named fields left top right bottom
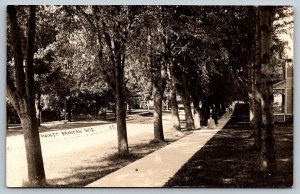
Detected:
left=273, top=80, right=286, bottom=89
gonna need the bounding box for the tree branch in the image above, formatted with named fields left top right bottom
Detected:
left=75, top=6, right=97, bottom=31
left=7, top=5, right=26, bottom=95
left=7, top=70, right=20, bottom=113
left=25, top=5, right=36, bottom=105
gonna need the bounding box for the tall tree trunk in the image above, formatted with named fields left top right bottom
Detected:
left=7, top=5, right=46, bottom=186
left=253, top=8, right=263, bottom=151
left=170, top=64, right=181, bottom=131
left=247, top=10, right=256, bottom=130
left=24, top=5, right=46, bottom=185
left=259, top=6, right=276, bottom=172
left=153, top=82, right=164, bottom=141
left=115, top=87, right=129, bottom=155
left=114, top=41, right=129, bottom=156
left=192, top=97, right=201, bottom=129
left=182, top=76, right=195, bottom=130
left=67, top=108, right=72, bottom=122
left=66, top=100, right=72, bottom=122
left=248, top=67, right=254, bottom=128
left=182, top=96, right=195, bottom=130
left=20, top=100, right=46, bottom=186
left=151, top=55, right=165, bottom=141
left=200, top=100, right=209, bottom=127
left=170, top=82, right=181, bottom=131
left=148, top=21, right=166, bottom=141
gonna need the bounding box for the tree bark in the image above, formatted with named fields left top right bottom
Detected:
left=192, top=97, right=201, bottom=129
left=66, top=100, right=72, bottom=122
left=25, top=6, right=36, bottom=105
left=182, top=96, right=195, bottom=130
left=35, top=92, right=42, bottom=126
left=252, top=8, right=263, bottom=150
left=259, top=6, right=276, bottom=172
left=115, top=86, right=129, bottom=155
left=7, top=5, right=46, bottom=186
left=20, top=99, right=46, bottom=186
left=114, top=42, right=129, bottom=155
left=153, top=82, right=164, bottom=141
left=182, top=76, right=195, bottom=130
left=147, top=21, right=166, bottom=141
left=151, top=55, right=165, bottom=141
left=200, top=100, right=209, bottom=127
left=248, top=68, right=254, bottom=128
left=170, top=76, right=181, bottom=131
left=100, top=14, right=130, bottom=155
left=67, top=108, right=72, bottom=122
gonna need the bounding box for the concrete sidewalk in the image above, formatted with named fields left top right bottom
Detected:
left=86, top=111, right=233, bottom=187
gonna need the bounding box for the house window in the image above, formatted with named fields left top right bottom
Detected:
left=273, top=89, right=285, bottom=113
left=286, top=59, right=293, bottom=78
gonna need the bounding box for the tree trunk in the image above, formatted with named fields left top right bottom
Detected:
left=20, top=100, right=46, bottom=186
left=128, top=104, right=132, bottom=114
left=35, top=92, right=42, bottom=126
left=170, top=82, right=181, bottom=131
left=170, top=64, right=181, bottom=131
left=115, top=89, right=129, bottom=155
left=7, top=5, right=46, bottom=186
left=182, top=96, right=195, bottom=130
left=200, top=101, right=209, bottom=127
left=67, top=102, right=72, bottom=122
left=151, top=55, right=165, bottom=141
left=192, top=97, right=201, bottom=129
left=253, top=95, right=262, bottom=150
left=153, top=83, right=164, bottom=141
left=114, top=40, right=129, bottom=156
left=248, top=73, right=254, bottom=128
left=259, top=6, right=276, bottom=172
left=182, top=77, right=195, bottom=130
left=252, top=8, right=263, bottom=150
left=56, top=109, right=61, bottom=121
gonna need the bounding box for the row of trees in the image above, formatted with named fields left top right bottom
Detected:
left=7, top=5, right=292, bottom=186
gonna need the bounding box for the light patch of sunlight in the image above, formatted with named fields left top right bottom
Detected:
left=278, top=158, right=290, bottom=162
left=222, top=178, right=233, bottom=184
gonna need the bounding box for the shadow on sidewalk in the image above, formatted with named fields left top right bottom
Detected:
left=165, top=103, right=293, bottom=188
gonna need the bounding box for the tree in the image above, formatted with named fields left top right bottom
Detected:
left=169, top=59, right=181, bottom=131
left=253, top=7, right=263, bottom=150
left=70, top=6, right=140, bottom=155
left=145, top=6, right=168, bottom=141
left=34, top=57, right=52, bottom=125
left=47, top=6, right=134, bottom=154
left=150, top=54, right=167, bottom=141
left=96, top=6, right=137, bottom=155
left=259, top=6, right=277, bottom=172
left=7, top=5, right=46, bottom=186
left=147, top=6, right=181, bottom=133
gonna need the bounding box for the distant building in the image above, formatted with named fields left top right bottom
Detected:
left=273, top=12, right=293, bottom=122
left=273, top=59, right=293, bottom=122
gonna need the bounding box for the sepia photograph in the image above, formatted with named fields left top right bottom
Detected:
left=6, top=5, right=293, bottom=188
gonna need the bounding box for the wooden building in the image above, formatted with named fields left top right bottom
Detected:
left=273, top=59, right=293, bottom=122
